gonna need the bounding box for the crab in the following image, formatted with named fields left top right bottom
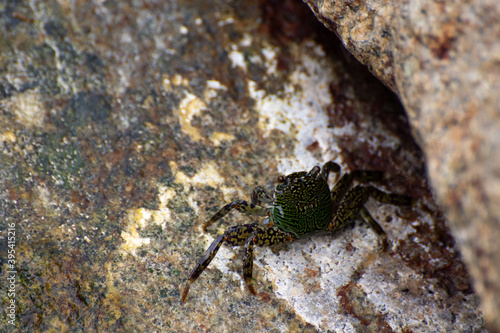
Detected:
left=181, top=161, right=412, bottom=303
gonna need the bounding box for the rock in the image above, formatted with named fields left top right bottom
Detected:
left=0, top=0, right=487, bottom=331
left=303, top=0, right=397, bottom=91
left=305, top=0, right=500, bottom=331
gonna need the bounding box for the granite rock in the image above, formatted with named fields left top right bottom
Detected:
left=0, top=0, right=486, bottom=332
left=304, top=0, right=500, bottom=331
left=303, top=0, right=397, bottom=91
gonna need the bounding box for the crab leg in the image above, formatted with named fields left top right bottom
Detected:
left=242, top=226, right=294, bottom=295
left=320, top=161, right=341, bottom=181
left=328, top=185, right=412, bottom=249
left=202, top=187, right=272, bottom=231
left=181, top=224, right=255, bottom=303
left=181, top=224, right=294, bottom=303
left=330, top=170, right=384, bottom=207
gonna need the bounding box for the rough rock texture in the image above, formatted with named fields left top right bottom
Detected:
left=0, top=0, right=486, bottom=332
left=304, top=0, right=500, bottom=331
left=303, top=0, right=397, bottom=91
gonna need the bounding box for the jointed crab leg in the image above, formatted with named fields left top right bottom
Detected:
left=181, top=224, right=253, bottom=303
left=202, top=187, right=272, bottom=231
left=360, top=207, right=388, bottom=251
left=320, top=161, right=341, bottom=181
left=242, top=226, right=294, bottom=295
left=243, top=234, right=257, bottom=295
left=328, top=185, right=412, bottom=250
left=330, top=170, right=384, bottom=207
left=181, top=223, right=294, bottom=303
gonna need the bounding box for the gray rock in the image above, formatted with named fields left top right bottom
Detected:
left=0, top=0, right=487, bottom=332
left=305, top=0, right=500, bottom=331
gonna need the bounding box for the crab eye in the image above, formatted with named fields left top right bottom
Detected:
left=277, top=176, right=285, bottom=183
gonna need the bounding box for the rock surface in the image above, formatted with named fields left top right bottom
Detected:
left=0, top=0, right=486, bottom=332
left=303, top=0, right=397, bottom=91
left=305, top=0, right=500, bottom=331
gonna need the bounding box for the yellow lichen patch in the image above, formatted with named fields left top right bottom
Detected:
left=162, top=76, right=173, bottom=92
left=172, top=74, right=188, bottom=86
left=162, top=73, right=190, bottom=92
left=121, top=161, right=236, bottom=256
left=169, top=160, right=225, bottom=189
left=209, top=131, right=235, bottom=146
left=152, top=185, right=175, bottom=227
left=0, top=130, right=16, bottom=144
left=169, top=161, right=245, bottom=218
left=176, top=92, right=207, bottom=141
left=120, top=185, right=178, bottom=255
left=120, top=208, right=152, bottom=254
left=2, top=90, right=46, bottom=128
left=158, top=185, right=176, bottom=208
left=164, top=78, right=228, bottom=142
left=203, top=80, right=227, bottom=101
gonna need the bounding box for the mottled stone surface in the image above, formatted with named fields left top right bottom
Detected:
left=393, top=2, right=500, bottom=331
left=0, top=0, right=485, bottom=332
left=304, top=0, right=500, bottom=331
left=303, top=0, right=397, bottom=91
